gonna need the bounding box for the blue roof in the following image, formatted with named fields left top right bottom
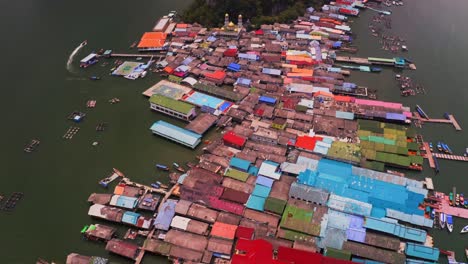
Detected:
left=154, top=199, right=177, bottom=231
left=207, top=36, right=217, bottom=42
left=259, top=96, right=277, bottom=104
left=236, top=77, right=251, bottom=86
left=364, top=217, right=427, bottom=243
left=252, top=184, right=271, bottom=198
left=256, top=176, right=274, bottom=188
left=248, top=166, right=259, bottom=176
left=227, top=63, right=241, bottom=72
left=116, top=196, right=138, bottom=209
left=246, top=195, right=266, bottom=211
left=150, top=121, right=202, bottom=148
left=229, top=157, right=251, bottom=171
left=386, top=113, right=406, bottom=121
left=262, top=68, right=282, bottom=76
left=122, top=211, right=140, bottom=225
left=405, top=243, right=439, bottom=261
left=352, top=258, right=385, bottom=264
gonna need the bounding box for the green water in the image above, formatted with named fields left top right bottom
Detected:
left=0, top=0, right=466, bottom=263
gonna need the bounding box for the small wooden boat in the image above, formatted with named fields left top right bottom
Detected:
left=173, top=163, right=185, bottom=173
left=461, top=225, right=468, bottom=234
left=156, top=164, right=169, bottom=171
left=446, top=215, right=453, bottom=233
left=429, top=142, right=433, bottom=152
left=151, top=183, right=160, bottom=189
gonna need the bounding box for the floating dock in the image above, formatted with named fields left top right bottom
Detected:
left=435, top=192, right=468, bottom=219
left=422, top=142, right=436, bottom=169
left=412, top=112, right=462, bottom=131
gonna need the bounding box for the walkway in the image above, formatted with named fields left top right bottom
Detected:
left=134, top=183, right=179, bottom=264
left=435, top=193, right=468, bottom=220
left=433, top=153, right=468, bottom=162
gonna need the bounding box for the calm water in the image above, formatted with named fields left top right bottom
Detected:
left=0, top=0, right=466, bottom=263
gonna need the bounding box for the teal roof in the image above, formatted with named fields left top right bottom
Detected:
left=150, top=120, right=201, bottom=148
left=405, top=243, right=439, bottom=261
left=252, top=184, right=271, bottom=198
left=246, top=195, right=266, bottom=211
left=364, top=217, right=426, bottom=243
left=229, top=157, right=251, bottom=171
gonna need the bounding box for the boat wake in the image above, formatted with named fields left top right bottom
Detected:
left=66, top=41, right=86, bottom=73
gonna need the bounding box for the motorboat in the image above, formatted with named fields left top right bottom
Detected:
left=461, top=225, right=468, bottom=234
left=436, top=142, right=443, bottom=152
left=456, top=194, right=460, bottom=206
left=429, top=142, right=433, bottom=152
left=439, top=213, right=446, bottom=229
left=81, top=40, right=88, bottom=47
left=156, top=164, right=169, bottom=171
left=90, top=76, right=101, bottom=80
left=446, top=215, right=454, bottom=233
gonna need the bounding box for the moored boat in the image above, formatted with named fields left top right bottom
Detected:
left=429, top=142, right=433, bottom=152
left=436, top=142, right=443, bottom=152
left=156, top=164, right=169, bottom=171
left=461, top=225, right=468, bottom=234
left=439, top=213, right=446, bottom=229
left=456, top=194, right=460, bottom=206
left=90, top=76, right=101, bottom=81
left=446, top=215, right=453, bottom=233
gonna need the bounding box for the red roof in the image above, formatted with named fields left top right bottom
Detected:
left=223, top=131, right=246, bottom=147
left=211, top=222, right=238, bottom=240
left=208, top=196, right=245, bottom=215
left=295, top=136, right=323, bottom=151
left=277, top=246, right=322, bottom=264
left=334, top=95, right=353, bottom=102
left=224, top=49, right=238, bottom=57
left=255, top=29, right=264, bottom=35
left=235, top=226, right=254, bottom=240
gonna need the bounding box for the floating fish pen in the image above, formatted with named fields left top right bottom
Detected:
left=96, top=123, right=108, bottom=132
left=0, top=192, right=24, bottom=211
left=67, top=111, right=86, bottom=123
left=24, top=139, right=40, bottom=153
left=63, top=127, right=80, bottom=139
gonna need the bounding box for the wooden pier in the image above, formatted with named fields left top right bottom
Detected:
left=422, top=142, right=436, bottom=169
left=134, top=183, right=179, bottom=264
left=412, top=112, right=462, bottom=131
left=434, top=192, right=468, bottom=219
left=433, top=153, right=468, bottom=162
left=110, top=53, right=165, bottom=59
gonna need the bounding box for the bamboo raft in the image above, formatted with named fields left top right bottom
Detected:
left=63, top=127, right=80, bottom=139
left=0, top=192, right=24, bottom=211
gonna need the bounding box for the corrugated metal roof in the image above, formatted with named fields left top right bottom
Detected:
left=364, top=217, right=426, bottom=243
left=224, top=167, right=250, bottom=182
left=256, top=176, right=274, bottom=188
left=110, top=195, right=138, bottom=209
left=281, top=162, right=307, bottom=175
left=170, top=215, right=190, bottom=230
left=289, top=182, right=329, bottom=205
left=405, top=243, right=439, bottom=261
left=264, top=197, right=286, bottom=215
left=150, top=121, right=201, bottom=148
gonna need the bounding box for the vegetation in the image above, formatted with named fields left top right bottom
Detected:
left=182, top=0, right=325, bottom=29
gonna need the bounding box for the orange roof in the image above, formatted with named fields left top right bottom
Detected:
left=283, top=77, right=293, bottom=84
left=114, top=185, right=124, bottom=195
left=314, top=91, right=335, bottom=98
left=210, top=222, right=237, bottom=240
left=287, top=72, right=312, bottom=77
left=334, top=95, right=352, bottom=102
left=163, top=66, right=174, bottom=74
left=286, top=56, right=313, bottom=63
left=281, top=64, right=297, bottom=69
left=137, top=32, right=167, bottom=48
left=176, top=23, right=189, bottom=28
left=292, top=68, right=313, bottom=74
left=204, top=70, right=226, bottom=80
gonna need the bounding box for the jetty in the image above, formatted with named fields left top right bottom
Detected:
left=412, top=112, right=462, bottom=131
left=433, top=153, right=468, bottom=162
left=63, top=127, right=80, bottom=139
left=422, top=142, right=436, bottom=169
left=98, top=168, right=124, bottom=188
left=24, top=139, right=40, bottom=153
left=434, top=192, right=468, bottom=219
left=134, top=183, right=179, bottom=264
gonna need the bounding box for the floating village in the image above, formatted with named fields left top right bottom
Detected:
left=25, top=1, right=468, bottom=264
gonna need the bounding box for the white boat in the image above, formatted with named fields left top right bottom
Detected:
left=439, top=213, right=446, bottom=229
left=446, top=214, right=454, bottom=233
left=461, top=225, right=468, bottom=234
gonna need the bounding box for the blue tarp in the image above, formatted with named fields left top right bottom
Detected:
left=386, top=113, right=406, bottom=121
left=236, top=77, right=251, bottom=86
left=259, top=96, right=277, bottom=105
left=154, top=199, right=177, bottom=231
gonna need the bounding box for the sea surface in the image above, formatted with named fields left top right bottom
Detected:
left=0, top=0, right=466, bottom=263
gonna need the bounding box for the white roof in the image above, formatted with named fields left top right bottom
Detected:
left=258, top=161, right=281, bottom=180
left=170, top=216, right=190, bottom=230
left=280, top=162, right=307, bottom=175
left=182, top=77, right=198, bottom=86
left=88, top=204, right=105, bottom=217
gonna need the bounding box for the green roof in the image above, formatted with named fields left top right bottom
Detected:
left=325, top=248, right=352, bottom=260
left=149, top=94, right=194, bottom=115
left=280, top=204, right=320, bottom=236
left=224, top=168, right=250, bottom=182
left=264, top=197, right=287, bottom=215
